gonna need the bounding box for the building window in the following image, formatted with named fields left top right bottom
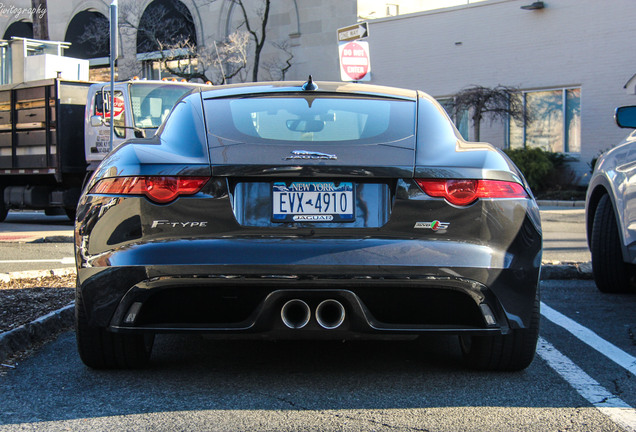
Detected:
left=137, top=0, right=197, bottom=80
left=509, top=88, right=580, bottom=153
left=142, top=57, right=198, bottom=81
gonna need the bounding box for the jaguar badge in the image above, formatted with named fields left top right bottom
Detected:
left=284, top=150, right=337, bottom=160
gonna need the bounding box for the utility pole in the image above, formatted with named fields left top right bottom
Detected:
left=109, top=0, right=118, bottom=151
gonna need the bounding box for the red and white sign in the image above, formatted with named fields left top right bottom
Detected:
left=97, top=96, right=125, bottom=119
left=339, top=41, right=371, bottom=82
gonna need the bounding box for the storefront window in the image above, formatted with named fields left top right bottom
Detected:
left=142, top=57, right=198, bottom=81
left=509, top=88, right=581, bottom=153
left=565, top=89, right=581, bottom=153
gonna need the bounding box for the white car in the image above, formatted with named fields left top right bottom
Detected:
left=586, top=106, right=636, bottom=292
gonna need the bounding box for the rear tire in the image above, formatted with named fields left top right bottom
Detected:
left=460, top=292, right=539, bottom=371
left=0, top=188, right=6, bottom=222
left=75, top=287, right=154, bottom=369
left=590, top=194, right=634, bottom=293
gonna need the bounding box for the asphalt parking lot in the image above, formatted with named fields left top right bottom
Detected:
left=2, top=206, right=636, bottom=431
left=0, top=279, right=635, bottom=431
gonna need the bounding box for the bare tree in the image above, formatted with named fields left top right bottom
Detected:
left=158, top=31, right=250, bottom=84
left=131, top=1, right=196, bottom=54
left=78, top=0, right=291, bottom=83
left=76, top=14, right=109, bottom=57
left=452, top=85, right=525, bottom=142
left=232, top=0, right=270, bottom=82
left=263, top=40, right=293, bottom=81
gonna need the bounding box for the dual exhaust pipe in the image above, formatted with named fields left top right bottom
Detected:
left=280, top=299, right=345, bottom=330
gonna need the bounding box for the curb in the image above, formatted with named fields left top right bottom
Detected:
left=540, top=262, right=593, bottom=280
left=536, top=200, right=585, bottom=208
left=28, top=235, right=74, bottom=244
left=0, top=234, right=74, bottom=244
left=0, top=304, right=74, bottom=363
left=0, top=267, right=76, bottom=283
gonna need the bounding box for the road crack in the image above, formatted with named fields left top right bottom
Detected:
left=328, top=411, right=433, bottom=432
left=256, top=391, right=432, bottom=431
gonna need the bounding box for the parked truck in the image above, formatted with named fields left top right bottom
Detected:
left=0, top=77, right=208, bottom=221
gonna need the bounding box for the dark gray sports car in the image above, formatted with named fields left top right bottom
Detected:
left=74, top=78, right=542, bottom=371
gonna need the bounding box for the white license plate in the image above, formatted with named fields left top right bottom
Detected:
left=272, top=182, right=355, bottom=222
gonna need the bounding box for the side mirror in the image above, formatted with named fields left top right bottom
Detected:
left=90, top=115, right=104, bottom=127
left=615, top=106, right=636, bottom=128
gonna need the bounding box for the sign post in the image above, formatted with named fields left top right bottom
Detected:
left=337, top=23, right=370, bottom=82
left=109, top=0, right=118, bottom=151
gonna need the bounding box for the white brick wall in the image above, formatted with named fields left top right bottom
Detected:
left=365, top=0, right=636, bottom=182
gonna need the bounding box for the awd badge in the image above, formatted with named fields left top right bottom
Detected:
left=414, top=220, right=450, bottom=231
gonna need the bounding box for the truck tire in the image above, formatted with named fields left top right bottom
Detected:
left=0, top=189, right=6, bottom=222
left=65, top=207, right=76, bottom=221
left=460, top=291, right=539, bottom=371
left=590, top=194, right=635, bottom=293
left=75, top=287, right=154, bottom=369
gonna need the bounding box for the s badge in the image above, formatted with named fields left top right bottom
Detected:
left=414, top=220, right=449, bottom=231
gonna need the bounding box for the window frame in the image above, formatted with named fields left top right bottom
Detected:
left=507, top=86, right=581, bottom=154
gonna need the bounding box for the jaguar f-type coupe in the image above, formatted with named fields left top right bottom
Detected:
left=74, top=78, right=542, bottom=371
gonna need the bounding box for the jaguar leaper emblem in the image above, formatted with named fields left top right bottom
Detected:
left=284, top=150, right=338, bottom=160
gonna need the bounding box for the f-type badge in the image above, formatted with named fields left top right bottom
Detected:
left=284, top=150, right=337, bottom=160
left=414, top=220, right=450, bottom=231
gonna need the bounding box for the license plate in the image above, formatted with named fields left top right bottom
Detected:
left=272, top=182, right=355, bottom=222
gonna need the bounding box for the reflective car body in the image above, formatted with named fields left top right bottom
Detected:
left=586, top=105, right=636, bottom=292
left=74, top=80, right=542, bottom=370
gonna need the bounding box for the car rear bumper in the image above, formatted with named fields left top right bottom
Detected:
left=77, top=237, right=541, bottom=336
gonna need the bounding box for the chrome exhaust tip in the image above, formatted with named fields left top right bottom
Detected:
left=315, top=299, right=346, bottom=329
left=281, top=299, right=311, bottom=329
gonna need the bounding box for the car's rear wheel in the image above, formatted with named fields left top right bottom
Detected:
left=591, top=194, right=635, bottom=293
left=459, top=292, right=539, bottom=371
left=75, top=287, right=154, bottom=369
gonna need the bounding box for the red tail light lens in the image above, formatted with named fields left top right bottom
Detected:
left=90, top=176, right=209, bottom=204
left=415, top=179, right=528, bottom=206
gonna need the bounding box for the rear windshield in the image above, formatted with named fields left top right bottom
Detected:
left=204, top=95, right=415, bottom=144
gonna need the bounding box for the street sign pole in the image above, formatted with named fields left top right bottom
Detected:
left=109, top=0, right=118, bottom=152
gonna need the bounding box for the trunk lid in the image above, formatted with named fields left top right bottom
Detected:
left=203, top=92, right=417, bottom=228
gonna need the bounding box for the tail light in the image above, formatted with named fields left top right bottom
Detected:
left=90, top=176, right=209, bottom=204
left=415, top=179, right=528, bottom=206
